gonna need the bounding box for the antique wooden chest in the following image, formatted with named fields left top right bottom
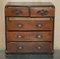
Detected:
left=5, top=2, right=55, bottom=54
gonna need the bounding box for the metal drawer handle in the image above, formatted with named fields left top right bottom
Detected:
left=37, top=10, right=48, bottom=16
left=36, top=23, right=43, bottom=28
left=37, top=46, right=41, bottom=49
left=12, top=9, right=22, bottom=15
left=17, top=46, right=23, bottom=50
left=17, top=23, right=23, bottom=28
left=36, top=35, right=43, bottom=39
left=17, top=35, right=23, bottom=39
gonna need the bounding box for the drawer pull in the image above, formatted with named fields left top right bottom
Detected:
left=17, top=23, right=23, bottom=28
left=17, top=46, right=23, bottom=50
left=36, top=35, right=42, bottom=39
left=37, top=10, right=48, bottom=16
left=37, top=46, right=41, bottom=49
left=36, top=23, right=43, bottom=28
left=17, top=35, right=23, bottom=39
left=12, top=9, right=22, bottom=15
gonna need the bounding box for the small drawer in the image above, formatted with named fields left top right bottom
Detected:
left=7, top=18, right=53, bottom=30
left=7, top=42, right=52, bottom=53
left=7, top=32, right=52, bottom=42
left=30, top=7, right=55, bottom=17
left=5, top=7, right=29, bottom=16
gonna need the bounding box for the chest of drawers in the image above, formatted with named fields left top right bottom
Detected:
left=5, top=2, right=55, bottom=54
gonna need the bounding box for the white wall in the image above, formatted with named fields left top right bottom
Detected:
left=0, top=0, right=9, bottom=50
left=0, top=0, right=60, bottom=50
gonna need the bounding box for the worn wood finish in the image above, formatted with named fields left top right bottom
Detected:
left=6, top=2, right=54, bottom=7
left=8, top=17, right=50, bottom=20
left=7, top=32, right=30, bottom=42
left=7, top=32, right=52, bottom=42
left=5, top=7, right=29, bottom=16
left=30, top=32, right=52, bottom=42
left=7, top=42, right=52, bottom=53
left=30, top=7, right=55, bottom=17
left=7, top=20, right=53, bottom=30
left=5, top=2, right=55, bottom=54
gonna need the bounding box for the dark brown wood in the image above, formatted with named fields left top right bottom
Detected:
left=5, top=2, right=55, bottom=54
left=30, top=7, right=55, bottom=17
left=7, top=42, right=52, bottom=53
left=5, top=7, right=29, bottom=16
left=30, top=32, right=52, bottom=42
left=7, top=31, right=52, bottom=42
left=7, top=20, right=53, bottom=30
left=7, top=32, right=30, bottom=42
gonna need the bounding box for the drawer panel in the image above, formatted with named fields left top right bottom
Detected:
left=7, top=42, right=52, bottom=53
left=5, top=7, right=29, bottom=16
left=7, top=32, right=52, bottom=42
left=7, top=32, right=30, bottom=42
left=7, top=19, right=53, bottom=30
left=7, top=20, right=30, bottom=30
left=30, top=7, right=55, bottom=17
left=30, top=32, right=52, bottom=42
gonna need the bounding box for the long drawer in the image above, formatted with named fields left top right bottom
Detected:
left=7, top=18, right=53, bottom=30
left=7, top=32, right=52, bottom=42
left=7, top=42, right=52, bottom=53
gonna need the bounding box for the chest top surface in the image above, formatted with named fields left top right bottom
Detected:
left=5, top=2, right=55, bottom=7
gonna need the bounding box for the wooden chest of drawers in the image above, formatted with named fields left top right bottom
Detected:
left=5, top=2, right=55, bottom=54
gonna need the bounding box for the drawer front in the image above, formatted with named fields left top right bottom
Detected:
left=7, top=20, right=53, bottom=30
left=7, top=32, right=52, bottom=42
left=7, top=20, right=31, bottom=30
left=30, top=32, right=52, bottom=41
left=7, top=42, right=52, bottom=53
left=30, top=7, right=55, bottom=17
left=5, top=7, right=29, bottom=16
left=7, top=32, right=30, bottom=42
